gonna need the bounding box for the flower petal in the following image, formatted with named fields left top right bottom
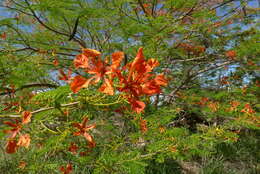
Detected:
left=140, top=117, right=148, bottom=133
left=154, top=74, right=167, bottom=86
left=70, top=75, right=88, bottom=93
left=142, top=81, right=161, bottom=95
left=3, top=121, right=18, bottom=127
left=99, top=78, right=114, bottom=95
left=72, top=123, right=82, bottom=129
left=111, top=51, right=124, bottom=69
left=73, top=131, right=81, bottom=136
left=82, top=48, right=101, bottom=57
left=74, top=54, right=89, bottom=69
left=82, top=117, right=89, bottom=128
left=83, top=133, right=96, bottom=148
left=68, top=143, right=78, bottom=154
left=128, top=48, right=146, bottom=79
left=6, top=140, right=18, bottom=154
left=22, top=111, right=32, bottom=124
left=85, top=124, right=96, bottom=131
left=17, top=134, right=30, bottom=148
left=129, top=99, right=145, bottom=113
left=60, top=163, right=73, bottom=174
left=146, top=58, right=159, bottom=72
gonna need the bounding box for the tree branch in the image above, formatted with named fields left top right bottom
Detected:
left=24, top=0, right=86, bottom=47
left=166, top=61, right=233, bottom=103
left=68, top=16, right=80, bottom=41
left=5, top=101, right=80, bottom=118
left=0, top=83, right=59, bottom=96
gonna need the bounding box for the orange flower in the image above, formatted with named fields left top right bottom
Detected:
left=4, top=112, right=32, bottom=153
left=6, top=140, right=18, bottom=154
left=18, top=161, right=27, bottom=169
left=74, top=48, right=101, bottom=70
left=70, top=48, right=167, bottom=113
left=154, top=74, right=168, bottom=86
left=208, top=101, right=219, bottom=112
left=70, top=75, right=89, bottom=93
left=241, top=104, right=255, bottom=115
left=73, top=117, right=96, bottom=148
left=4, top=120, right=22, bottom=138
left=4, top=118, right=31, bottom=153
left=140, top=117, right=148, bottom=133
left=111, top=51, right=124, bottom=70
left=17, top=134, right=30, bottom=148
left=220, top=76, right=230, bottom=85
left=74, top=53, right=89, bottom=69
left=179, top=43, right=206, bottom=55
left=68, top=142, right=78, bottom=155
left=84, top=51, right=124, bottom=94
left=59, top=69, right=72, bottom=82
left=117, top=48, right=167, bottom=113
left=1, top=32, right=7, bottom=40
left=82, top=48, right=101, bottom=57
left=71, top=49, right=123, bottom=94
left=60, top=163, right=73, bottom=174
left=86, top=59, right=110, bottom=85
left=129, top=98, right=146, bottom=113
left=225, top=50, right=236, bottom=60
left=53, top=59, right=59, bottom=66
left=99, top=78, right=114, bottom=95
left=229, top=101, right=240, bottom=112
left=197, top=97, right=209, bottom=106
left=22, top=111, right=32, bottom=124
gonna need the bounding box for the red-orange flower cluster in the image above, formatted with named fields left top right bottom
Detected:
left=72, top=117, right=96, bottom=148
left=241, top=103, right=255, bottom=115
left=18, top=161, right=27, bottom=169
left=225, top=50, right=236, bottom=60
left=2, top=101, right=19, bottom=111
left=59, top=68, right=72, bottom=82
left=179, top=43, right=206, bottom=56
left=228, top=101, right=240, bottom=112
left=116, top=48, right=167, bottom=113
left=70, top=48, right=124, bottom=95
left=4, top=111, right=32, bottom=153
left=60, top=163, right=73, bottom=174
left=1, top=32, right=7, bottom=40
left=68, top=48, right=167, bottom=113
left=140, top=117, right=148, bottom=133
left=207, top=101, right=219, bottom=112
left=68, top=142, right=78, bottom=155
left=220, top=76, right=230, bottom=85
left=196, top=97, right=209, bottom=106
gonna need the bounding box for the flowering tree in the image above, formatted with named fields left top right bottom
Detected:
left=0, top=0, right=259, bottom=173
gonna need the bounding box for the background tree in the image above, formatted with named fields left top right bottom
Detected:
left=0, top=0, right=259, bottom=173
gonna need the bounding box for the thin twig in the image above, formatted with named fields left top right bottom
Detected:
left=24, top=0, right=86, bottom=47
left=6, top=102, right=80, bottom=118
left=0, top=83, right=59, bottom=96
